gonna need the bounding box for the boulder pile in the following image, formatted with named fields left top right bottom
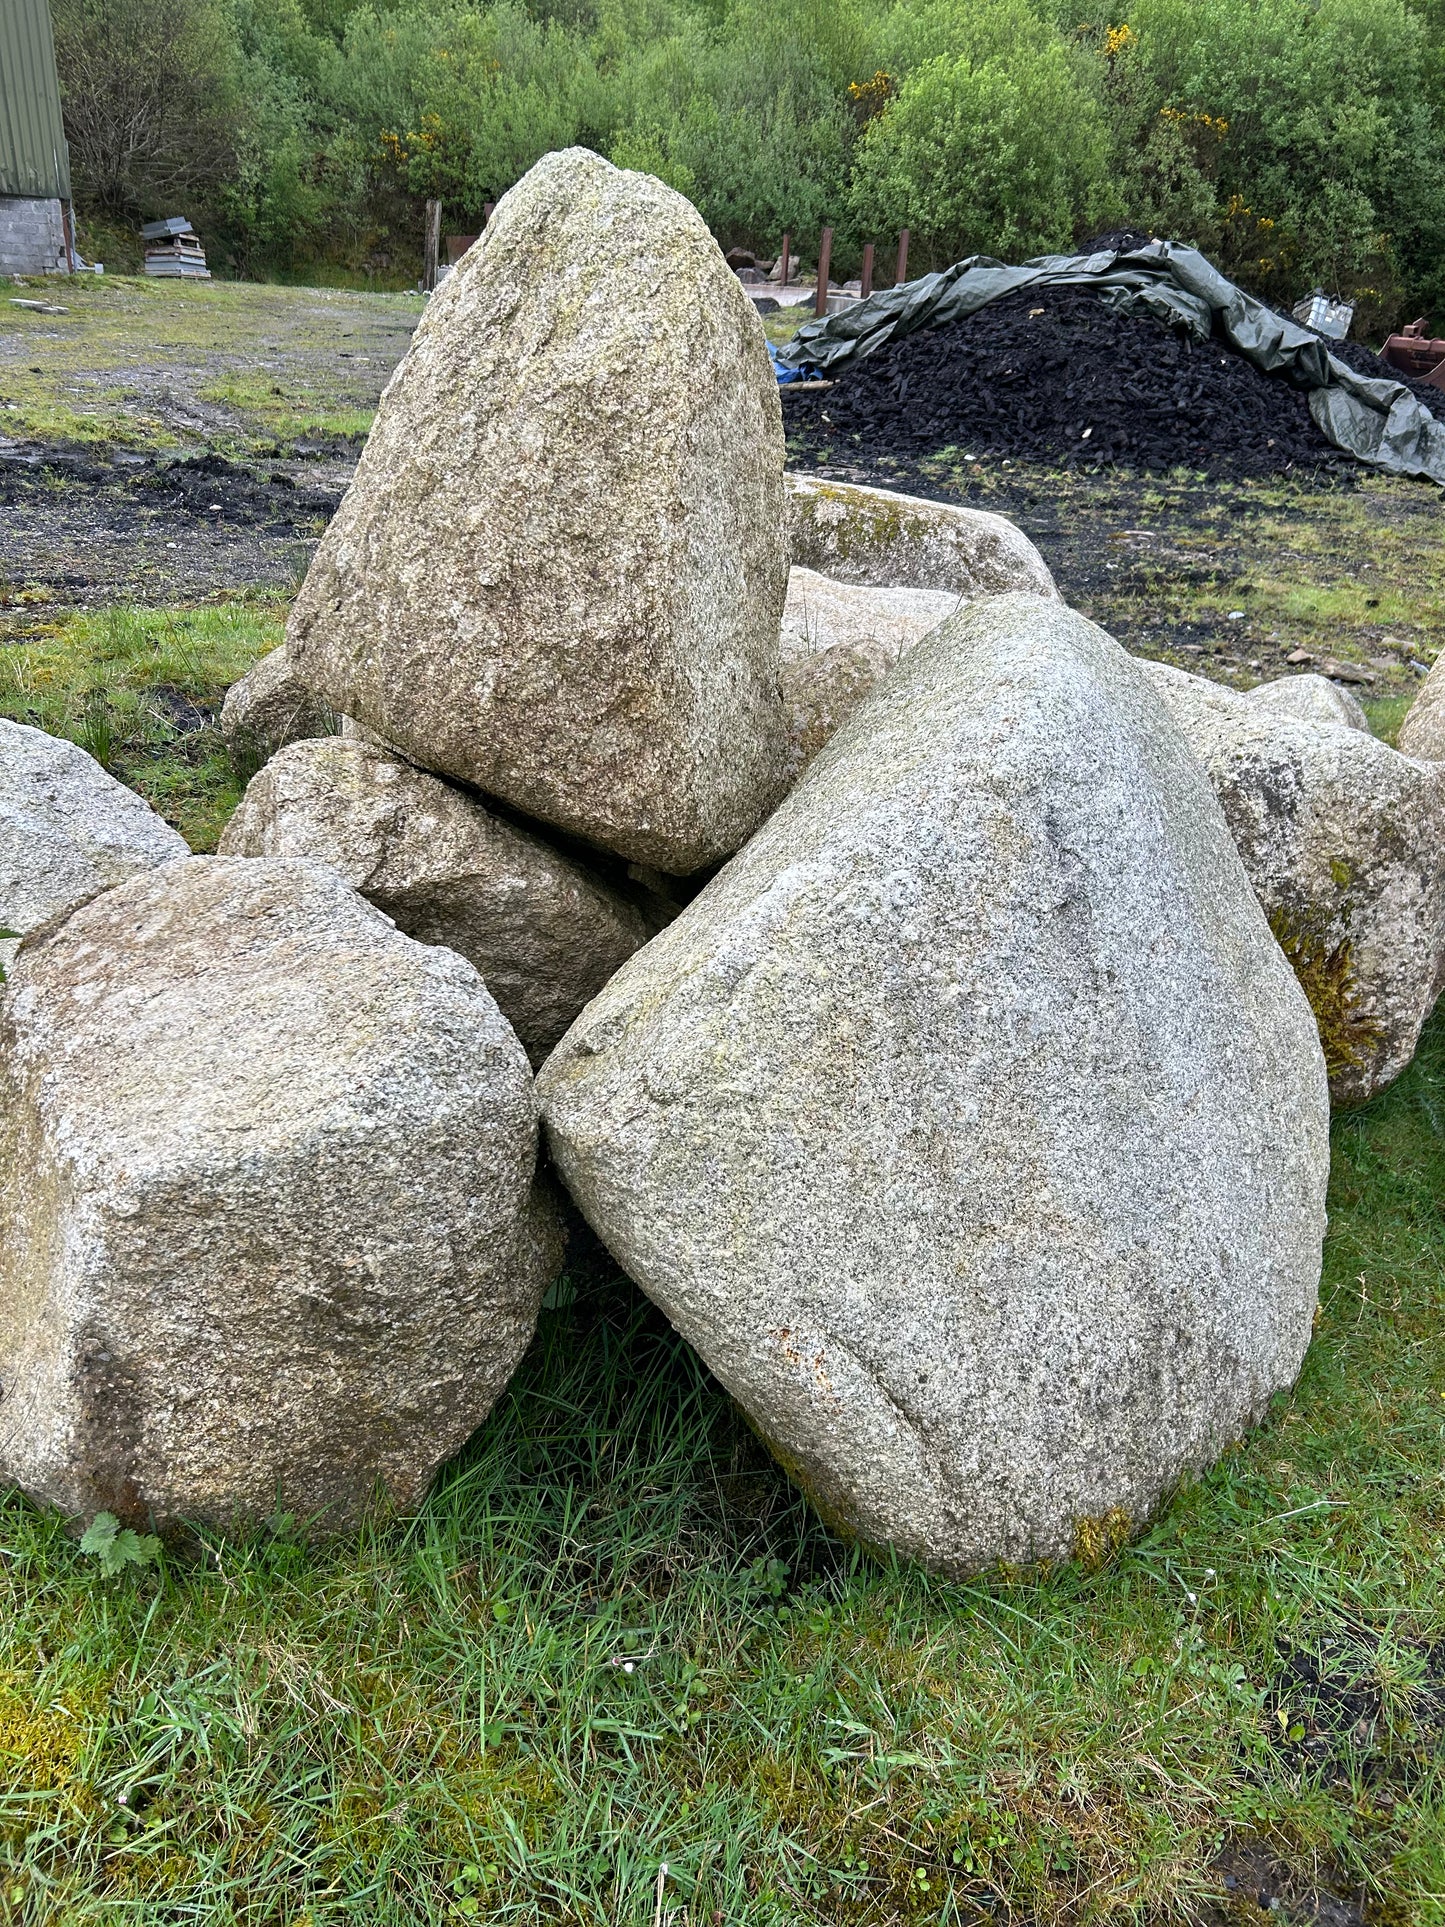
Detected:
left=13, top=145, right=1419, bottom=1576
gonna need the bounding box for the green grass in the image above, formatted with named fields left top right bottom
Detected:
left=1, top=1003, right=1443, bottom=1924
left=1363, top=695, right=1414, bottom=747
left=0, top=275, right=423, bottom=455
left=193, top=371, right=382, bottom=447
left=762, top=305, right=813, bottom=347
left=0, top=602, right=283, bottom=849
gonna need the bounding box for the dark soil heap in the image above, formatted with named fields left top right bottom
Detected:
left=0, top=447, right=342, bottom=528
left=785, top=286, right=1358, bottom=481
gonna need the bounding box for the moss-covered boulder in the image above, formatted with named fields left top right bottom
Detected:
left=785, top=473, right=1059, bottom=599
left=1142, top=659, right=1445, bottom=1105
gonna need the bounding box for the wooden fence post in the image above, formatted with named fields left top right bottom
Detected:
left=860, top=242, right=875, bottom=300
left=779, top=230, right=791, bottom=289
left=423, top=198, right=442, bottom=291
left=815, top=226, right=833, bottom=318
left=895, top=228, right=910, bottom=286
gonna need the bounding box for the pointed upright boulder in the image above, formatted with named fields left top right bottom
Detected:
left=288, top=148, right=790, bottom=875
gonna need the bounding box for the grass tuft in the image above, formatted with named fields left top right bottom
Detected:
left=0, top=600, right=283, bottom=848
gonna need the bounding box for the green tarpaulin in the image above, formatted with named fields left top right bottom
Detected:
left=776, top=241, right=1445, bottom=487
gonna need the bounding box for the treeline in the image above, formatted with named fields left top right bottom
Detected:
left=51, top=0, right=1445, bottom=327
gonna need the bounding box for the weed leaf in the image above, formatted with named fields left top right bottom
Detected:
left=79, top=1511, right=162, bottom=1576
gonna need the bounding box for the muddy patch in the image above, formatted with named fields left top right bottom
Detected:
left=0, top=442, right=353, bottom=608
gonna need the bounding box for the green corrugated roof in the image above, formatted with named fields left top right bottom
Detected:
left=0, top=0, right=71, bottom=200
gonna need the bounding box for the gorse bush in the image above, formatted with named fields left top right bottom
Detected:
left=48, top=0, right=1445, bottom=322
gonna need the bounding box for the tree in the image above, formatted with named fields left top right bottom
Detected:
left=1103, top=0, right=1445, bottom=318
left=849, top=28, right=1115, bottom=269
left=51, top=0, right=242, bottom=217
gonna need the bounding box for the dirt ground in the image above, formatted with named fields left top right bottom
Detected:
left=2, top=275, right=1441, bottom=725
left=0, top=274, right=420, bottom=608
left=784, top=430, right=1443, bottom=718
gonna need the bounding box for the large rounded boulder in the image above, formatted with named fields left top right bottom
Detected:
left=538, top=595, right=1330, bottom=1578
left=0, top=856, right=560, bottom=1535
left=288, top=148, right=790, bottom=876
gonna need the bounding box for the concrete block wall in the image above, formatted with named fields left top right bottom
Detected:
left=0, top=196, right=68, bottom=275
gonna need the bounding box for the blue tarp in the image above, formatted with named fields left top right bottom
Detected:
left=767, top=340, right=813, bottom=385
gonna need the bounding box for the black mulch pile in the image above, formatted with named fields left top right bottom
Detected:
left=785, top=285, right=1367, bottom=480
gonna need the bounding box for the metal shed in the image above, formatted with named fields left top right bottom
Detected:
left=0, top=0, right=74, bottom=273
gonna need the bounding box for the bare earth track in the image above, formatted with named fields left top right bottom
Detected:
left=3, top=275, right=1438, bottom=729
left=0, top=274, right=420, bottom=606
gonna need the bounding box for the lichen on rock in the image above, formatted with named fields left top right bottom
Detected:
left=540, top=594, right=1329, bottom=1578
left=1141, top=658, right=1445, bottom=1106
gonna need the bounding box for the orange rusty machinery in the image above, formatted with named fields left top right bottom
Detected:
left=1381, top=318, right=1445, bottom=390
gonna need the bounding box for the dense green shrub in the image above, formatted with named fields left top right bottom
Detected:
left=850, top=3, right=1115, bottom=271
left=324, top=0, right=611, bottom=212
left=46, top=0, right=1445, bottom=322
left=1094, top=0, right=1445, bottom=317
